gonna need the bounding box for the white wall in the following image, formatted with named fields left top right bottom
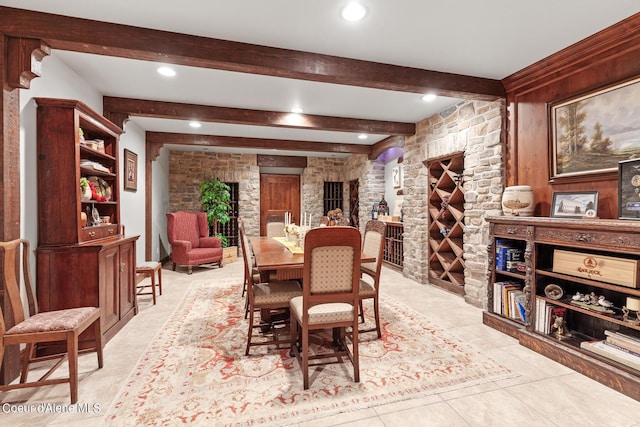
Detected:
left=152, top=147, right=170, bottom=260
left=119, top=121, right=146, bottom=263
left=383, top=158, right=403, bottom=216
left=19, top=52, right=147, bottom=267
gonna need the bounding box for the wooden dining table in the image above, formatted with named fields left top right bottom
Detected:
left=250, top=235, right=375, bottom=280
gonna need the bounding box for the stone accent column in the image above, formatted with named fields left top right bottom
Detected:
left=405, top=99, right=506, bottom=307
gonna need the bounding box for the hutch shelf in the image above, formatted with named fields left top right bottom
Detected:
left=484, top=216, right=640, bottom=401
left=427, top=153, right=465, bottom=295
left=35, top=98, right=139, bottom=355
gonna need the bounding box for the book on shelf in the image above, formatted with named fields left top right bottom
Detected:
left=535, top=298, right=566, bottom=334
left=604, top=330, right=640, bottom=355
left=580, top=340, right=640, bottom=371
left=515, top=293, right=527, bottom=323
left=495, top=239, right=524, bottom=272
left=493, top=281, right=522, bottom=318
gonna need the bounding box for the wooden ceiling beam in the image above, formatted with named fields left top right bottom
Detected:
left=146, top=132, right=372, bottom=155
left=104, top=97, right=415, bottom=135
left=0, top=6, right=504, bottom=100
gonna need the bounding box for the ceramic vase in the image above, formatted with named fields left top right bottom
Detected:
left=502, top=185, right=534, bottom=216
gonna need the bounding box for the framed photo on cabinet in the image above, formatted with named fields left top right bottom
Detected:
left=550, top=191, right=598, bottom=218
left=124, top=149, right=138, bottom=192
left=618, top=158, right=640, bottom=219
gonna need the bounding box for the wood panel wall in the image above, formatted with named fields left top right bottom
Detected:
left=503, top=13, right=640, bottom=218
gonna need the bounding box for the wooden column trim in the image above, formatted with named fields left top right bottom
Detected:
left=0, top=34, right=47, bottom=384
left=144, top=143, right=153, bottom=261
left=147, top=139, right=164, bottom=161
left=6, top=36, right=50, bottom=89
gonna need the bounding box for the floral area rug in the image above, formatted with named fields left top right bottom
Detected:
left=104, top=277, right=516, bottom=426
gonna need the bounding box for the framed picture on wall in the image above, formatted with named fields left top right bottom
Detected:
left=550, top=77, right=640, bottom=180
left=550, top=191, right=598, bottom=218
left=124, top=149, right=138, bottom=192
left=392, top=167, right=402, bottom=188
left=618, top=158, right=640, bottom=219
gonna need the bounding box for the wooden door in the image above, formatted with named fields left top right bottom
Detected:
left=260, top=174, right=300, bottom=235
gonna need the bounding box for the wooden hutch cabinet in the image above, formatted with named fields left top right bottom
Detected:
left=484, top=216, right=640, bottom=401
left=35, top=98, right=139, bottom=354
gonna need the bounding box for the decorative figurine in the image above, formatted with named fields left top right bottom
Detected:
left=551, top=315, right=571, bottom=340
left=622, top=306, right=640, bottom=326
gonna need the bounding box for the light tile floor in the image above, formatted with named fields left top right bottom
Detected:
left=2, top=261, right=640, bottom=426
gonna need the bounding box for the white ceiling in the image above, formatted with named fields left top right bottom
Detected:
left=3, top=1, right=639, bottom=158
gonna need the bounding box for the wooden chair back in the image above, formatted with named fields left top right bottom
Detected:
left=361, top=220, right=387, bottom=281
left=302, top=226, right=361, bottom=310
left=0, top=239, right=37, bottom=331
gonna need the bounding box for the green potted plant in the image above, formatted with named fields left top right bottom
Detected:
left=199, top=177, right=231, bottom=247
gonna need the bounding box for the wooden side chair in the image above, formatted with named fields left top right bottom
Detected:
left=240, top=221, right=302, bottom=355
left=238, top=217, right=261, bottom=318
left=265, top=215, right=286, bottom=238
left=358, top=220, right=387, bottom=338
left=289, top=226, right=361, bottom=389
left=136, top=261, right=163, bottom=305
left=0, top=239, right=103, bottom=403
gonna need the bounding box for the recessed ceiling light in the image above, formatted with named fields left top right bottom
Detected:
left=290, top=107, right=303, bottom=114
left=358, top=134, right=368, bottom=140
left=189, top=121, right=202, bottom=128
left=157, top=66, right=176, bottom=77
left=341, top=2, right=367, bottom=21
left=421, top=93, right=437, bottom=102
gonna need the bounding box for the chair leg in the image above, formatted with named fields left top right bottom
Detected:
left=150, top=273, right=157, bottom=305
left=374, top=297, right=381, bottom=338
left=302, top=324, right=309, bottom=390
left=94, top=318, right=104, bottom=369
left=157, top=266, right=163, bottom=295
left=172, top=262, right=176, bottom=271
left=67, top=332, right=79, bottom=404
left=358, top=300, right=365, bottom=323
left=352, top=319, right=360, bottom=383
left=245, top=305, right=255, bottom=355
left=20, top=343, right=35, bottom=383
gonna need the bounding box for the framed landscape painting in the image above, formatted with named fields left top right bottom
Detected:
left=550, top=77, right=640, bottom=179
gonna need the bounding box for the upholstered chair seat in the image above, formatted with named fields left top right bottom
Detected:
left=5, top=307, right=98, bottom=335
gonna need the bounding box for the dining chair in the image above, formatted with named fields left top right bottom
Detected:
left=238, top=217, right=262, bottom=319
left=0, top=239, right=103, bottom=404
left=289, top=226, right=361, bottom=389
left=358, top=220, right=387, bottom=338
left=265, top=214, right=286, bottom=237
left=240, top=221, right=302, bottom=355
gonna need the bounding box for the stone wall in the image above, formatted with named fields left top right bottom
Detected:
left=168, top=151, right=261, bottom=238
left=403, top=99, right=506, bottom=308
left=168, top=152, right=383, bottom=239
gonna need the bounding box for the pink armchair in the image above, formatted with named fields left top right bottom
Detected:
left=166, top=211, right=223, bottom=274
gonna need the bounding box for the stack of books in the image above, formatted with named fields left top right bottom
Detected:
left=535, top=297, right=567, bottom=334
left=493, top=281, right=526, bottom=322
left=495, top=239, right=524, bottom=272
left=580, top=330, right=640, bottom=371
